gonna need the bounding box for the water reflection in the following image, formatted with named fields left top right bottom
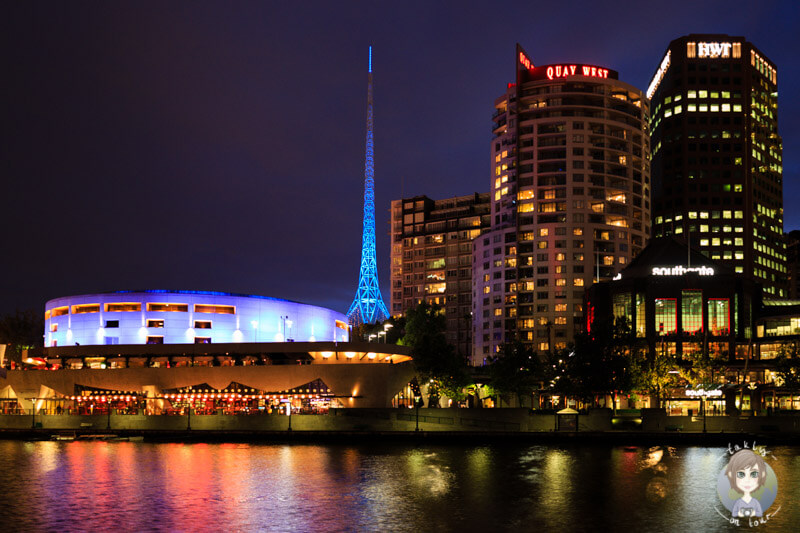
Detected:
left=0, top=441, right=798, bottom=532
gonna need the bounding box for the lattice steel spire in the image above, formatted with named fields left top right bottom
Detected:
left=347, top=46, right=389, bottom=326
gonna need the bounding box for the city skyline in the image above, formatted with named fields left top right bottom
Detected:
left=4, top=2, right=799, bottom=316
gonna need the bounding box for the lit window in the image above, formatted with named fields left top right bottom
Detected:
left=723, top=210, right=732, bottom=219
left=539, top=228, right=549, bottom=237
left=682, top=290, right=703, bottom=334
left=733, top=104, right=742, bottom=112
left=698, top=90, right=708, bottom=98
left=574, top=278, right=584, bottom=286
left=688, top=90, right=697, bottom=98
left=688, top=104, right=697, bottom=112
left=655, top=298, right=677, bottom=335
left=674, top=105, right=682, bottom=114
left=699, top=104, right=708, bottom=112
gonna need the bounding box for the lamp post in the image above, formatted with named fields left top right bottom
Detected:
left=377, top=331, right=386, bottom=343
left=287, top=398, right=293, bottom=432
left=369, top=334, right=377, bottom=343
left=30, top=397, right=36, bottom=429
left=414, top=394, right=421, bottom=432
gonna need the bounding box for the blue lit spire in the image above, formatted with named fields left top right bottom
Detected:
left=347, top=46, right=389, bottom=326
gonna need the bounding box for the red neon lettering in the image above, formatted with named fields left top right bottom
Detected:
left=582, top=66, right=591, bottom=76
left=546, top=66, right=554, bottom=79
left=591, top=67, right=597, bottom=76
left=569, top=65, right=576, bottom=75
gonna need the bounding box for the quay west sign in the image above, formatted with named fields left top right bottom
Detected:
left=651, top=265, right=715, bottom=276
left=545, top=64, right=610, bottom=80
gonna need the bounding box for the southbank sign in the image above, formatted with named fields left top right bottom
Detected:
left=651, top=265, right=715, bottom=276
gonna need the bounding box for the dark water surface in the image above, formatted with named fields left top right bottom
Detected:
left=0, top=439, right=797, bottom=532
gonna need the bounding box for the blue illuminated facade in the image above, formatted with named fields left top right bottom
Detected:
left=347, top=46, right=390, bottom=326
left=45, top=291, right=350, bottom=346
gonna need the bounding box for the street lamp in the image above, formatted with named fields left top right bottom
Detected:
left=377, top=331, right=386, bottom=343
left=414, top=393, right=421, bottom=432
left=369, top=334, right=377, bottom=343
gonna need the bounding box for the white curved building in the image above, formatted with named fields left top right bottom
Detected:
left=44, top=291, right=350, bottom=347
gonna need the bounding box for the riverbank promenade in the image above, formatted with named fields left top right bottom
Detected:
left=2, top=407, right=800, bottom=444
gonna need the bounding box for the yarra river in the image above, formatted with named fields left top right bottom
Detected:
left=0, top=439, right=797, bottom=532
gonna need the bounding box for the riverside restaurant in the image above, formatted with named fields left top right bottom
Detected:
left=0, top=341, right=415, bottom=414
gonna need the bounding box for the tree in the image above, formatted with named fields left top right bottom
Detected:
left=400, top=302, right=469, bottom=406
left=488, top=341, right=543, bottom=407
left=549, top=318, right=633, bottom=407
left=774, top=343, right=800, bottom=390
left=629, top=346, right=680, bottom=409
left=0, top=308, right=44, bottom=364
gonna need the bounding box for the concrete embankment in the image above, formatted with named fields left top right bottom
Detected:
left=2, top=408, right=800, bottom=444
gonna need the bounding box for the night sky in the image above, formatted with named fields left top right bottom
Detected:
left=3, top=1, right=799, bottom=316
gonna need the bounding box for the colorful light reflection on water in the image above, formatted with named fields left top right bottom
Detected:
left=0, top=441, right=798, bottom=532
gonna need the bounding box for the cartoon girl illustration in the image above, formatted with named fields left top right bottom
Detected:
left=725, top=449, right=767, bottom=518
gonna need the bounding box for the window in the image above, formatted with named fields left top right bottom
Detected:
left=655, top=299, right=677, bottom=335
left=613, top=293, right=632, bottom=324
left=72, top=304, right=100, bottom=314
left=105, top=303, right=141, bottom=312
left=635, top=293, right=646, bottom=338
left=195, top=337, right=212, bottom=344
left=147, top=303, right=189, bottom=312
left=194, top=321, right=212, bottom=329
left=105, top=320, right=119, bottom=328
left=682, top=290, right=703, bottom=334
left=146, top=336, right=164, bottom=345
left=194, top=304, right=235, bottom=315
left=147, top=319, right=165, bottom=328
left=708, top=299, right=730, bottom=335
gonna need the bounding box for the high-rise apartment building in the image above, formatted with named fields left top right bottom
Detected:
left=390, top=193, right=491, bottom=357
left=472, top=45, right=651, bottom=363
left=648, top=34, right=787, bottom=297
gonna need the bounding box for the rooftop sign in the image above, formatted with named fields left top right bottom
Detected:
left=647, top=50, right=670, bottom=99
left=546, top=64, right=610, bottom=80
left=687, top=41, right=741, bottom=59
left=651, top=266, right=715, bottom=277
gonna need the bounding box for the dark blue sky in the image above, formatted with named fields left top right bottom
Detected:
left=3, top=1, right=799, bottom=315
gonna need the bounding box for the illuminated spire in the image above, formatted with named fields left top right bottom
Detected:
left=347, top=46, right=389, bottom=326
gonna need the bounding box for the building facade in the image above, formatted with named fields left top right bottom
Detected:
left=587, top=237, right=800, bottom=413
left=45, top=291, right=350, bottom=347
left=648, top=34, right=787, bottom=297
left=390, top=193, right=491, bottom=357
left=472, top=45, right=651, bottom=363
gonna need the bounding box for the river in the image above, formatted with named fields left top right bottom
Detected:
left=0, top=439, right=797, bottom=532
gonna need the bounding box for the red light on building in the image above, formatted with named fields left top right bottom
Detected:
left=519, top=51, right=533, bottom=70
